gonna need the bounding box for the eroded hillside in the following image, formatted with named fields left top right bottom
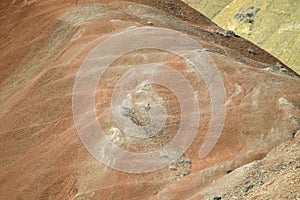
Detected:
left=0, top=0, right=299, bottom=199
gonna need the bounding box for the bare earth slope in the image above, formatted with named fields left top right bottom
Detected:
left=190, top=134, right=300, bottom=200
left=0, top=0, right=299, bottom=199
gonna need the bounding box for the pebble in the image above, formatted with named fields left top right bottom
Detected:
left=146, top=21, right=153, bottom=26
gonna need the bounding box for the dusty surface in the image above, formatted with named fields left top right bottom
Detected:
left=182, top=0, right=300, bottom=74
left=190, top=138, right=300, bottom=200
left=0, top=0, right=300, bottom=199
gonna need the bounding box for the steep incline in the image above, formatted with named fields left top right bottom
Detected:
left=0, top=1, right=299, bottom=199
left=182, top=0, right=300, bottom=74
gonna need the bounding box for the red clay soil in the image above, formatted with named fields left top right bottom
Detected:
left=0, top=0, right=299, bottom=199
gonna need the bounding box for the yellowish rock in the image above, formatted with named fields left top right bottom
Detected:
left=183, top=0, right=300, bottom=74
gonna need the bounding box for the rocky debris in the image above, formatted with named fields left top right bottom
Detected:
left=233, top=6, right=260, bottom=33
left=196, top=139, right=300, bottom=199
left=215, top=30, right=238, bottom=37
left=265, top=62, right=297, bottom=77
left=234, top=6, right=260, bottom=25
left=105, top=80, right=172, bottom=151
left=119, top=81, right=164, bottom=127
left=168, top=154, right=192, bottom=180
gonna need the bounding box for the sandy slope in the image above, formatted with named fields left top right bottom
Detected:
left=0, top=0, right=299, bottom=199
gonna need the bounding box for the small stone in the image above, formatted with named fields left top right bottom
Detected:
left=213, top=197, right=222, bottom=200
left=182, top=170, right=190, bottom=176
left=146, top=21, right=153, bottom=26
left=245, top=184, right=254, bottom=192
left=184, top=159, right=191, bottom=164
left=247, top=48, right=255, bottom=54
left=276, top=62, right=282, bottom=68
left=293, top=130, right=300, bottom=143
left=280, top=68, right=288, bottom=73
left=169, top=165, right=177, bottom=171
left=216, top=30, right=237, bottom=37
left=184, top=163, right=191, bottom=168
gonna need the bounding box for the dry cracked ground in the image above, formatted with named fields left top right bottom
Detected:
left=0, top=0, right=299, bottom=199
